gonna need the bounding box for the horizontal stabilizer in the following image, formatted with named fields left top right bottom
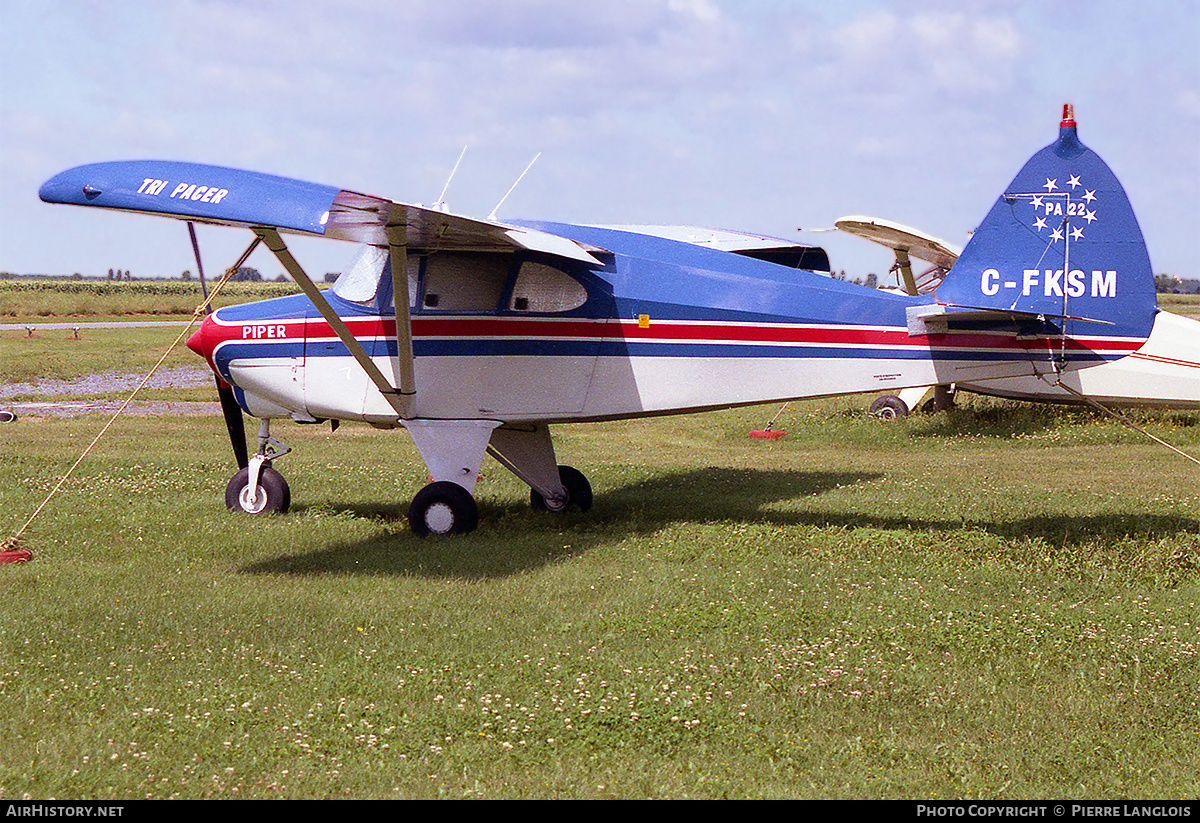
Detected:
left=906, top=302, right=1111, bottom=339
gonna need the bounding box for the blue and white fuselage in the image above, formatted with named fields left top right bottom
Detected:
left=190, top=224, right=1140, bottom=427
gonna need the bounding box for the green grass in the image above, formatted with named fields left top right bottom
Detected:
left=2, top=301, right=1198, bottom=799
left=0, top=279, right=301, bottom=321
left=1, top=394, right=1197, bottom=799
left=0, top=278, right=303, bottom=385
left=0, top=324, right=202, bottom=385
left=1160, top=293, right=1200, bottom=316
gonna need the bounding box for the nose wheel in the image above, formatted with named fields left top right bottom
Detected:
left=226, top=462, right=291, bottom=514
left=225, top=419, right=292, bottom=514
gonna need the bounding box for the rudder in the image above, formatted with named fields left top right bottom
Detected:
left=936, top=105, right=1157, bottom=345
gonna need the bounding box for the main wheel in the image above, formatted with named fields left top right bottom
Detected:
left=225, top=464, right=290, bottom=514
left=531, top=465, right=593, bottom=513
left=408, top=481, right=479, bottom=536
left=869, top=395, right=909, bottom=421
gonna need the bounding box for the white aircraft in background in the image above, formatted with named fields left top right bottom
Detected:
left=837, top=216, right=1200, bottom=419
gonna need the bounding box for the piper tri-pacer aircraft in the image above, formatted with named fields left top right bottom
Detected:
left=39, top=106, right=1174, bottom=535
left=836, top=215, right=1200, bottom=418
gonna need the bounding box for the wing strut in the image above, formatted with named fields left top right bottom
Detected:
left=255, top=227, right=414, bottom=419
left=387, top=205, right=417, bottom=403
left=893, top=248, right=919, bottom=297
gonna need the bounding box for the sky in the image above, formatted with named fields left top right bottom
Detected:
left=1, top=0, right=1197, bottom=287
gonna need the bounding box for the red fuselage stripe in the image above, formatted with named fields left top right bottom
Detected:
left=203, top=314, right=1144, bottom=356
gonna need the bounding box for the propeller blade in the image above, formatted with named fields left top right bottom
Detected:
left=218, top=380, right=249, bottom=470
left=189, top=221, right=249, bottom=470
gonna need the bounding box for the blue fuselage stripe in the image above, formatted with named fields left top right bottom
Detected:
left=214, top=337, right=1116, bottom=366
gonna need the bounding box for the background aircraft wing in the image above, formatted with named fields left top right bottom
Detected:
left=39, top=160, right=606, bottom=266
left=834, top=216, right=961, bottom=268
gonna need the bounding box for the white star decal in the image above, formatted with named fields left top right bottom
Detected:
left=1044, top=178, right=1058, bottom=192
left=1050, top=226, right=1064, bottom=242
left=1083, top=189, right=1097, bottom=203
left=1068, top=175, right=1082, bottom=189
left=1031, top=194, right=1044, bottom=209
left=1084, top=209, right=1097, bottom=224
left=1033, top=216, right=1047, bottom=231
left=1071, top=226, right=1084, bottom=241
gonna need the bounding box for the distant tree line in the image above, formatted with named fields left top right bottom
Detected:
left=3, top=268, right=1196, bottom=293
left=831, top=269, right=879, bottom=288
left=0, top=268, right=296, bottom=283
left=1155, top=274, right=1200, bottom=294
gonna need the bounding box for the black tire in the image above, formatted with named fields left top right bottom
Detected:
left=869, top=395, right=909, bottom=421
left=920, top=388, right=955, bottom=414
left=408, top=481, right=479, bottom=536
left=225, top=464, right=291, bottom=514
left=0, top=410, right=16, bottom=423
left=531, top=465, right=593, bottom=513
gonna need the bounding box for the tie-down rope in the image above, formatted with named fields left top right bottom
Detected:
left=1054, top=380, right=1200, bottom=468
left=1, top=236, right=261, bottom=554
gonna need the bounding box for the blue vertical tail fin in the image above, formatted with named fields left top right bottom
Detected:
left=935, top=105, right=1157, bottom=345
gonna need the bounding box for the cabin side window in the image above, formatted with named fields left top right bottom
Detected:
left=420, top=252, right=511, bottom=311
left=508, top=261, right=588, bottom=313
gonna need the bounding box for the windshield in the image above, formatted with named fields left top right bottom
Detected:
left=330, top=245, right=419, bottom=312
left=331, top=245, right=389, bottom=305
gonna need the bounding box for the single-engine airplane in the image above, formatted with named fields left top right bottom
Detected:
left=836, top=215, right=1200, bottom=418
left=39, top=106, right=1175, bottom=535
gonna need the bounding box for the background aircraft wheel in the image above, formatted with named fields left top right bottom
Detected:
left=869, top=395, right=909, bottom=421
left=531, top=465, right=593, bottom=513
left=225, top=465, right=291, bottom=514
left=0, top=410, right=16, bottom=423
left=409, top=481, right=479, bottom=536
left=920, top=395, right=954, bottom=414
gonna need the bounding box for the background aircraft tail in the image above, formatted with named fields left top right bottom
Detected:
left=935, top=106, right=1157, bottom=345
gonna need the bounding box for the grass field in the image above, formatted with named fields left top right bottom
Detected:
left=1, top=297, right=1198, bottom=799
left=0, top=279, right=301, bottom=321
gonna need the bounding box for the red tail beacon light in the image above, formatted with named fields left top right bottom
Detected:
left=1060, top=103, right=1076, bottom=128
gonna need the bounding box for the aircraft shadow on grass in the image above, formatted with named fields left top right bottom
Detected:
left=241, top=467, right=879, bottom=579
left=239, top=466, right=1197, bottom=580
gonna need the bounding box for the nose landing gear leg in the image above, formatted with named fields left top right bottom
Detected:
left=225, top=419, right=292, bottom=514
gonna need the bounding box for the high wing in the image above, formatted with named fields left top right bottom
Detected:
left=39, top=159, right=609, bottom=419
left=835, top=216, right=960, bottom=267
left=835, top=216, right=960, bottom=296
left=38, top=160, right=607, bottom=264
